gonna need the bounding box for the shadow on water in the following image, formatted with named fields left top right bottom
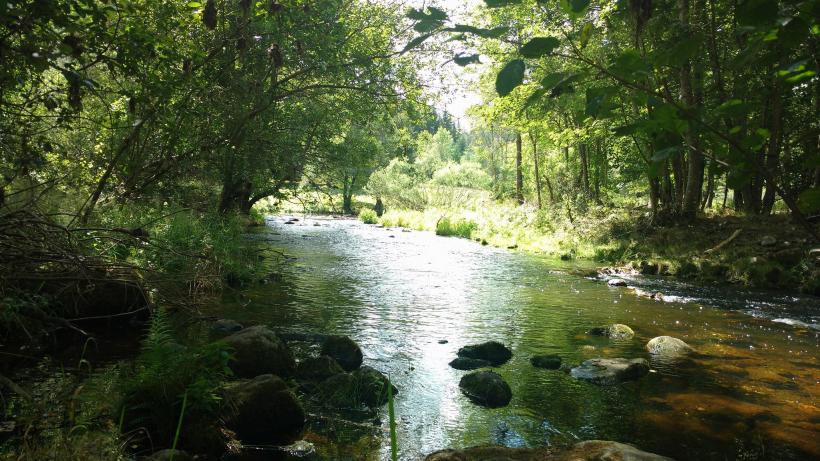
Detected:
left=211, top=216, right=819, bottom=461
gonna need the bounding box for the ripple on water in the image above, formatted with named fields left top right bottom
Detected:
left=211, top=217, right=820, bottom=461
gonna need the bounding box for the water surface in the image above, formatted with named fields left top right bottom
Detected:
left=209, top=216, right=819, bottom=460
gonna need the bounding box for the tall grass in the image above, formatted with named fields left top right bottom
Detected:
left=387, top=375, right=398, bottom=461
left=358, top=208, right=378, bottom=224
left=435, top=216, right=477, bottom=238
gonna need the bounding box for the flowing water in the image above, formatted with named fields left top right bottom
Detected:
left=208, top=216, right=819, bottom=461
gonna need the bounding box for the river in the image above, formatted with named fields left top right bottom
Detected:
left=208, top=216, right=819, bottom=460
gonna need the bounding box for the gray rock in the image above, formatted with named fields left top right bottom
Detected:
left=320, top=335, right=363, bottom=371
left=317, top=366, right=397, bottom=408
left=457, top=341, right=512, bottom=366
left=607, top=278, right=627, bottom=287
left=570, top=358, right=650, bottom=384
left=424, top=440, right=674, bottom=460
left=223, top=325, right=295, bottom=378
left=449, top=357, right=492, bottom=370
left=459, top=371, right=512, bottom=408
left=588, top=323, right=635, bottom=339
left=222, top=374, right=305, bottom=445
left=563, top=440, right=675, bottom=460
left=530, top=354, right=562, bottom=369
left=296, top=355, right=344, bottom=381
left=646, top=336, right=692, bottom=357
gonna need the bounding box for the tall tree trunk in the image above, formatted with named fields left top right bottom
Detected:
left=761, top=77, right=783, bottom=214
left=529, top=132, right=542, bottom=209
left=579, top=143, right=590, bottom=197
left=679, top=0, right=704, bottom=220
left=515, top=132, right=524, bottom=205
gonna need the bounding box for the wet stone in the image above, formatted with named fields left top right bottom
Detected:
left=530, top=354, right=562, bottom=369
left=449, top=357, right=492, bottom=370
left=457, top=341, right=512, bottom=366
left=570, top=358, right=650, bottom=385
left=459, top=371, right=512, bottom=408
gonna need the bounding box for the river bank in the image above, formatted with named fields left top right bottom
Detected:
left=350, top=200, right=820, bottom=296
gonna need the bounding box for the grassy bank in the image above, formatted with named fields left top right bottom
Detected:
left=356, top=194, right=819, bottom=295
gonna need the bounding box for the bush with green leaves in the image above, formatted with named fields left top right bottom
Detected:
left=431, top=161, right=492, bottom=190
left=435, top=216, right=477, bottom=239
left=358, top=208, right=378, bottom=224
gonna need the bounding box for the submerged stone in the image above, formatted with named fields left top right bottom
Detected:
left=530, top=354, right=562, bottom=369
left=607, top=278, right=627, bottom=287
left=588, top=323, right=635, bottom=339
left=570, top=358, right=649, bottom=385
left=459, top=371, right=512, bottom=408
left=425, top=440, right=674, bottom=460
left=646, top=336, right=692, bottom=358
left=449, top=357, right=492, bottom=370
left=457, top=341, right=512, bottom=366
left=320, top=335, right=363, bottom=371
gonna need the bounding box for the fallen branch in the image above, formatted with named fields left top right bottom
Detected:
left=704, top=229, right=742, bottom=255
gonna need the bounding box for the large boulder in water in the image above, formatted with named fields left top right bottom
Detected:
left=210, top=319, right=243, bottom=337
left=320, top=335, right=363, bottom=371
left=449, top=357, right=492, bottom=370
left=317, top=366, right=397, bottom=408
left=457, top=341, right=512, bottom=366
left=588, top=323, right=635, bottom=339
left=222, top=374, right=305, bottom=444
left=646, top=336, right=692, bottom=358
left=296, top=355, right=344, bottom=381
left=561, top=440, right=675, bottom=460
left=570, top=358, right=649, bottom=385
left=459, top=371, right=512, bottom=408
left=223, top=326, right=295, bottom=378
left=425, top=440, right=673, bottom=460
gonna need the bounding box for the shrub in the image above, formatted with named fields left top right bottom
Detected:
left=436, top=216, right=477, bottom=239
left=358, top=208, right=378, bottom=224
left=118, top=308, right=231, bottom=454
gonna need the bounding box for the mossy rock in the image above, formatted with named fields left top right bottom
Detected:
left=458, top=371, right=512, bottom=408
left=588, top=324, right=634, bottom=340
left=449, top=357, right=492, bottom=370
left=570, top=358, right=649, bottom=385
left=296, top=355, right=344, bottom=381
left=317, top=366, right=397, bottom=408
left=222, top=374, right=305, bottom=445
left=646, top=336, right=691, bottom=358
left=800, top=270, right=820, bottom=296
left=223, top=326, right=295, bottom=378
left=457, top=341, right=512, bottom=366
left=744, top=259, right=791, bottom=289
left=320, top=335, right=363, bottom=371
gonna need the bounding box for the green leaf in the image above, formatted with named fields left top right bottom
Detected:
left=585, top=87, right=617, bottom=118
left=613, top=124, right=638, bottom=136
left=561, top=0, right=591, bottom=17
left=609, top=49, right=652, bottom=81
left=579, top=22, right=594, bottom=48
left=736, top=0, right=778, bottom=28
left=446, top=24, right=509, bottom=38
left=716, top=99, right=752, bottom=118
left=797, top=187, right=820, bottom=213
left=407, top=7, right=447, bottom=21
left=496, top=59, right=526, bottom=97
left=453, top=54, right=480, bottom=66
left=540, top=72, right=569, bottom=89
left=520, top=37, right=560, bottom=58
left=402, top=34, right=432, bottom=53
left=522, top=88, right=548, bottom=110
left=186, top=1, right=202, bottom=7
left=656, top=33, right=703, bottom=66
left=414, top=20, right=443, bottom=33
left=485, top=0, right=523, bottom=7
